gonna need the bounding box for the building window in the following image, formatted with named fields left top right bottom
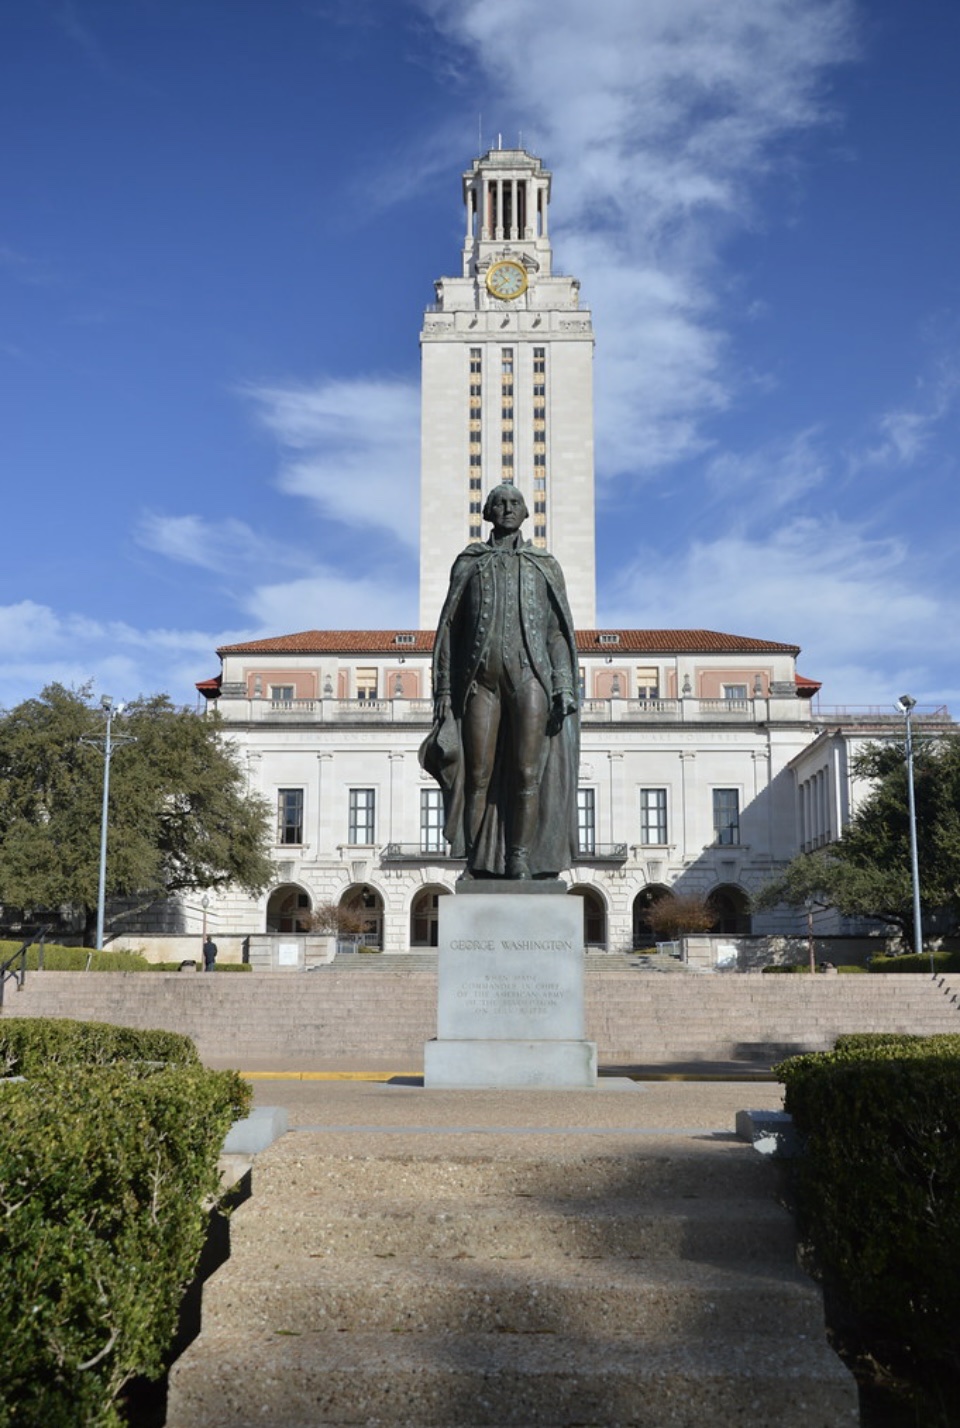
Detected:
left=636, top=667, right=659, bottom=700
left=501, top=347, right=513, bottom=374
left=723, top=684, right=748, bottom=701
left=356, top=668, right=378, bottom=701
left=713, top=789, right=740, bottom=845
left=270, top=684, right=294, bottom=703
left=349, top=788, right=376, bottom=844
left=469, top=500, right=481, bottom=514
left=421, top=788, right=445, bottom=854
left=577, top=788, right=596, bottom=855
left=470, top=523, right=482, bottom=537
left=469, top=452, right=482, bottom=466
left=470, top=348, right=482, bottom=373
left=640, top=789, right=667, bottom=846
left=533, top=451, right=546, bottom=466
left=277, top=789, right=304, bottom=845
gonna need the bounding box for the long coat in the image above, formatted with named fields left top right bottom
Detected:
left=419, top=537, right=580, bottom=877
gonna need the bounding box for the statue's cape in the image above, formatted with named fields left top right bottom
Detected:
left=419, top=539, right=580, bottom=877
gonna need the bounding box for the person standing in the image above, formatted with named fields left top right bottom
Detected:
left=202, top=936, right=218, bottom=972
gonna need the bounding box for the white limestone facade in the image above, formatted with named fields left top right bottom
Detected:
left=419, top=147, right=596, bottom=628
left=195, top=629, right=821, bottom=952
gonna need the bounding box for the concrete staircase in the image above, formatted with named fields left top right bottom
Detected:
left=6, top=969, right=958, bottom=1070
left=166, top=1131, right=858, bottom=1426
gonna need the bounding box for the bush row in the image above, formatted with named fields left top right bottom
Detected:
left=761, top=963, right=866, bottom=974
left=1, top=941, right=252, bottom=972
left=0, top=1025, right=250, bottom=1428
left=869, top=949, right=960, bottom=974
left=775, top=1034, right=960, bottom=1410
left=0, top=1016, right=199, bottom=1075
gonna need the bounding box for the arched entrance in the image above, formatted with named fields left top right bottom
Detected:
left=570, top=885, right=607, bottom=950
left=708, top=884, right=751, bottom=935
left=410, top=885, right=452, bottom=948
left=632, top=885, right=674, bottom=949
left=266, top=883, right=312, bottom=933
left=339, top=884, right=385, bottom=949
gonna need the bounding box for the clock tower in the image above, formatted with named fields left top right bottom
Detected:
left=419, top=147, right=596, bottom=628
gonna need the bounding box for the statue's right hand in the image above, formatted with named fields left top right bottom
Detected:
left=434, top=694, right=452, bottom=722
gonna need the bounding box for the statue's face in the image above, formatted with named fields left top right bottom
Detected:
left=488, top=489, right=526, bottom=531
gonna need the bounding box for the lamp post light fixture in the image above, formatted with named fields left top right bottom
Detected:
left=201, top=894, right=210, bottom=944
left=896, top=694, right=927, bottom=970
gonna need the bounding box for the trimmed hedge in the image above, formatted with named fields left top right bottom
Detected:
left=0, top=1016, right=200, bottom=1076
left=0, top=942, right=154, bottom=972
left=0, top=1057, right=250, bottom=1427
left=776, top=1035, right=960, bottom=1402
left=869, top=949, right=960, bottom=974
left=761, top=963, right=867, bottom=974
left=0, top=942, right=252, bottom=972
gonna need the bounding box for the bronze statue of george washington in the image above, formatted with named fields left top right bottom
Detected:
left=419, top=483, right=580, bottom=880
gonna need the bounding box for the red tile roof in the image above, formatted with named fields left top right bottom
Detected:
left=217, top=628, right=801, bottom=657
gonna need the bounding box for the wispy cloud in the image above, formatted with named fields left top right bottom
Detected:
left=243, top=376, right=421, bottom=548
left=603, top=515, right=960, bottom=706
left=244, top=569, right=418, bottom=634
left=420, top=0, right=857, bottom=480
left=850, top=362, right=960, bottom=472
left=136, top=513, right=312, bottom=580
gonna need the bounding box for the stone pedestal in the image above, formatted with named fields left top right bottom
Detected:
left=424, top=883, right=597, bottom=1089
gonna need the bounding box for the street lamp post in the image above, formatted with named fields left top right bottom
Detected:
left=897, top=695, right=927, bottom=971
left=82, top=697, right=133, bottom=952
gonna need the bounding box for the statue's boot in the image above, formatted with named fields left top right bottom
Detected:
left=507, top=846, right=531, bottom=879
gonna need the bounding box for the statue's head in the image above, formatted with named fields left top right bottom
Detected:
left=483, top=483, right=529, bottom=527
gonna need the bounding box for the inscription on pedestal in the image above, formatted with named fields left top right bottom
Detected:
left=437, top=894, right=584, bottom=1042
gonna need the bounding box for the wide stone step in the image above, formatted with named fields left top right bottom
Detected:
left=200, top=1255, right=826, bottom=1338
left=250, top=1143, right=779, bottom=1201
left=227, top=1192, right=797, bottom=1262
left=166, top=1330, right=858, bottom=1427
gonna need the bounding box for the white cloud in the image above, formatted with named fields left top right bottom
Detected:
left=850, top=363, right=960, bottom=472
left=136, top=513, right=311, bottom=579
left=244, top=377, right=421, bottom=547
left=602, top=515, right=960, bottom=707
left=243, top=569, right=418, bottom=634
left=0, top=601, right=231, bottom=711
left=420, top=0, right=857, bottom=479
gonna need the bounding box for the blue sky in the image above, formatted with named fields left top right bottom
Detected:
left=3, top=0, right=959, bottom=713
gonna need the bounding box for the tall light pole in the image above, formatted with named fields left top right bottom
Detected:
left=82, top=697, right=133, bottom=952
left=897, top=695, right=927, bottom=971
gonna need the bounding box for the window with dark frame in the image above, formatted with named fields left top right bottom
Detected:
left=713, top=788, right=740, bottom=845
left=640, top=788, right=667, bottom=845
left=577, top=788, right=596, bottom=855
left=348, top=788, right=376, bottom=844
left=277, top=788, right=304, bottom=846
left=420, top=788, right=445, bottom=854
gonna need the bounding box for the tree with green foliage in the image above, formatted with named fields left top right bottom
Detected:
left=0, top=684, right=274, bottom=944
left=754, top=734, right=960, bottom=950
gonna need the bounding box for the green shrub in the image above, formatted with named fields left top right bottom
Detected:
left=0, top=941, right=153, bottom=972
left=869, top=949, right=960, bottom=974
left=0, top=1017, right=200, bottom=1076
left=0, top=1060, right=250, bottom=1427
left=762, top=963, right=810, bottom=973
left=775, top=1036, right=960, bottom=1398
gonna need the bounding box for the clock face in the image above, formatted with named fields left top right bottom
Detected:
left=486, top=259, right=528, bottom=300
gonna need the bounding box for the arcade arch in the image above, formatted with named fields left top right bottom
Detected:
left=265, top=883, right=312, bottom=934
left=707, top=884, right=751, bottom=935
left=410, top=885, right=452, bottom=948
left=632, top=885, right=673, bottom=949
left=338, top=884, right=385, bottom=949
left=569, top=884, right=607, bottom=950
